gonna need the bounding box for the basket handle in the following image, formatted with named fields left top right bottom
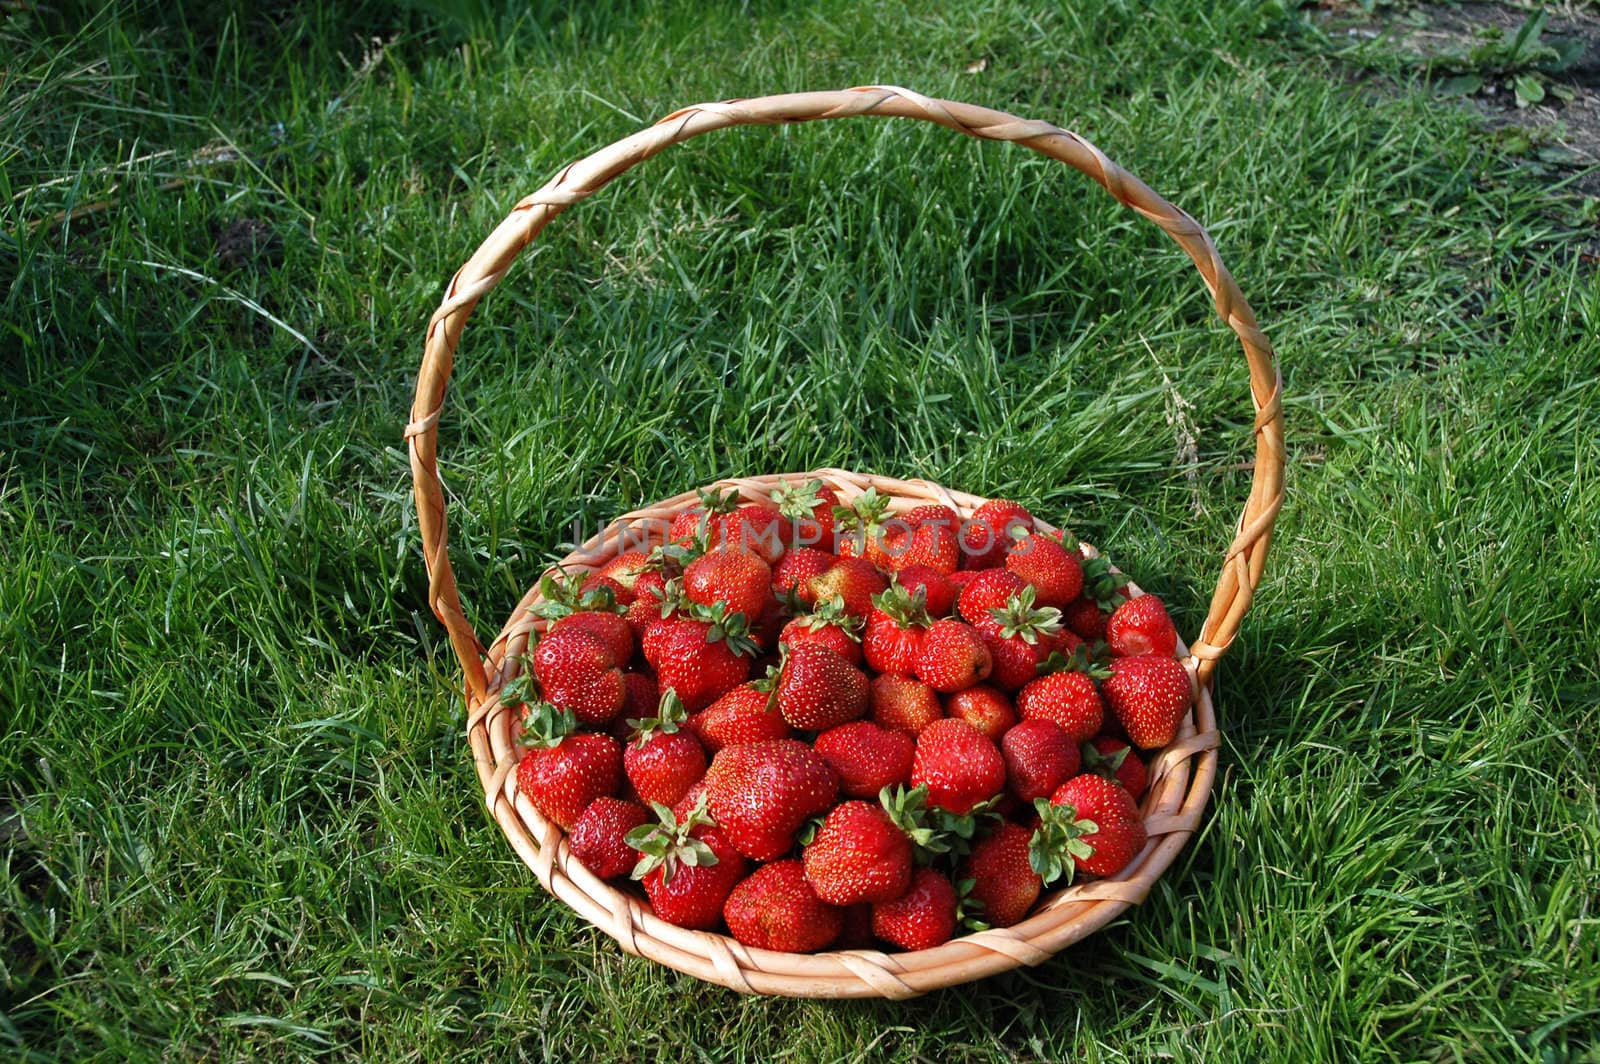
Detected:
left=408, top=87, right=1285, bottom=703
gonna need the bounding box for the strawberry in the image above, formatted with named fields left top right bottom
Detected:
left=980, top=585, right=1069, bottom=691
left=1083, top=737, right=1148, bottom=800
left=1005, top=533, right=1084, bottom=608
left=704, top=739, right=838, bottom=860
left=801, top=800, right=913, bottom=906
left=1105, top=594, right=1179, bottom=659
left=629, top=800, right=748, bottom=930
left=749, top=594, right=789, bottom=655
left=1016, top=667, right=1106, bottom=743
left=961, top=499, right=1034, bottom=570
left=773, top=546, right=836, bottom=599
left=723, top=859, right=843, bottom=952
left=1062, top=596, right=1110, bottom=642
left=943, top=684, right=1016, bottom=741
left=621, top=672, right=660, bottom=722
left=869, top=673, right=943, bottom=736
left=623, top=690, right=708, bottom=807
left=871, top=867, right=958, bottom=950
left=624, top=570, right=677, bottom=636
left=1064, top=556, right=1132, bottom=639
left=770, top=478, right=842, bottom=553
left=960, top=822, right=1040, bottom=927
left=1000, top=719, right=1080, bottom=803
left=1031, top=774, right=1146, bottom=881
left=689, top=676, right=789, bottom=752
left=532, top=628, right=627, bottom=726
left=641, top=610, right=757, bottom=713
left=836, top=904, right=878, bottom=949
left=883, top=504, right=961, bottom=575
left=668, top=487, right=739, bottom=547
left=947, top=569, right=982, bottom=592
left=775, top=642, right=870, bottom=730
left=549, top=610, right=634, bottom=667
left=778, top=596, right=864, bottom=665
left=916, top=619, right=992, bottom=693
left=531, top=567, right=626, bottom=620
left=833, top=487, right=895, bottom=569
left=515, top=704, right=622, bottom=830
left=911, top=718, right=1006, bottom=815
left=584, top=550, right=654, bottom=605
left=956, top=568, right=1027, bottom=633
left=862, top=582, right=932, bottom=675
left=568, top=797, right=650, bottom=880
left=683, top=548, right=772, bottom=622
left=1101, top=655, right=1191, bottom=749
left=896, top=564, right=957, bottom=618
left=670, top=778, right=708, bottom=821
left=805, top=557, right=888, bottom=617
left=814, top=721, right=915, bottom=799
left=721, top=502, right=787, bottom=565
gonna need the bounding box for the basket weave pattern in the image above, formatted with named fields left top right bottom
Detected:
left=407, top=88, right=1285, bottom=998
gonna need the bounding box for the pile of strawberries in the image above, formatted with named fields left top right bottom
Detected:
left=507, top=482, right=1193, bottom=954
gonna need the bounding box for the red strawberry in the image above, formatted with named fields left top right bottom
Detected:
left=641, top=612, right=756, bottom=713
left=916, top=619, right=992, bottom=693
left=515, top=704, right=621, bottom=830
left=670, top=778, right=708, bottom=821
left=723, top=859, right=843, bottom=952
left=1083, top=737, right=1149, bottom=800
left=911, top=718, right=1006, bottom=815
left=884, top=504, right=960, bottom=575
left=802, top=800, right=913, bottom=905
left=1062, top=596, right=1110, bottom=641
left=778, top=596, right=864, bottom=665
left=569, top=797, right=650, bottom=880
left=805, top=557, right=888, bottom=617
left=1016, top=670, right=1105, bottom=743
left=623, top=690, right=708, bottom=807
left=585, top=550, right=654, bottom=604
left=532, top=628, right=626, bottom=726
left=871, top=867, right=958, bottom=950
left=683, top=548, right=772, bottom=622
left=1101, top=655, right=1191, bottom=749
left=979, top=585, right=1071, bottom=691
left=770, top=478, right=842, bottom=553
left=814, top=721, right=915, bottom=799
left=668, top=486, right=739, bottom=547
left=1005, top=533, right=1084, bottom=607
left=621, top=672, right=660, bottom=722
left=869, top=673, right=943, bottom=736
left=1000, top=719, right=1081, bottom=803
left=896, top=564, right=957, bottom=618
left=833, top=487, right=895, bottom=569
left=549, top=610, right=633, bottom=667
left=959, top=822, right=1040, bottom=927
left=629, top=802, right=748, bottom=930
left=776, top=642, right=869, bottom=730
left=1105, top=594, right=1179, bottom=659
left=704, top=739, right=838, bottom=860
left=947, top=569, right=982, bottom=592
left=624, top=570, right=676, bottom=636
left=956, top=568, right=1027, bottom=633
left=1032, top=773, right=1146, bottom=881
left=961, top=499, right=1034, bottom=569
left=944, top=685, right=1016, bottom=741
left=862, top=582, right=932, bottom=675
left=836, top=904, right=878, bottom=949
left=773, top=547, right=836, bottom=599
left=689, top=678, right=789, bottom=752
left=721, top=502, right=787, bottom=565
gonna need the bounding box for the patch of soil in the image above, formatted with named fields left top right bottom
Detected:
left=1328, top=1, right=1600, bottom=195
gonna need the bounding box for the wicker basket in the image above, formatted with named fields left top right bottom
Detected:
left=407, top=87, right=1285, bottom=999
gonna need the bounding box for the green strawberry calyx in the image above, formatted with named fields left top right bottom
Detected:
left=880, top=784, right=999, bottom=863
left=1036, top=643, right=1114, bottom=681
left=1080, top=741, right=1131, bottom=776
left=626, top=798, right=719, bottom=885
left=988, top=585, right=1064, bottom=644
left=498, top=653, right=538, bottom=710
left=516, top=701, right=580, bottom=750
left=627, top=689, right=688, bottom=747
left=529, top=566, right=622, bottom=620
left=770, top=478, right=826, bottom=521
left=792, top=595, right=865, bottom=637
left=645, top=542, right=701, bottom=579
left=832, top=487, right=891, bottom=547
left=871, top=580, right=933, bottom=630
left=688, top=601, right=761, bottom=658
left=955, top=877, right=991, bottom=933
left=648, top=576, right=692, bottom=619
left=1080, top=555, right=1131, bottom=611
left=1028, top=797, right=1098, bottom=886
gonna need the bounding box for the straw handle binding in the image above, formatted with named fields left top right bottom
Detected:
left=408, top=86, right=1286, bottom=704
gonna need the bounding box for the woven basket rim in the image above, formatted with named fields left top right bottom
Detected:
left=407, top=88, right=1284, bottom=998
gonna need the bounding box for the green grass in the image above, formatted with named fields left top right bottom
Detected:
left=3, top=0, right=1599, bottom=1060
